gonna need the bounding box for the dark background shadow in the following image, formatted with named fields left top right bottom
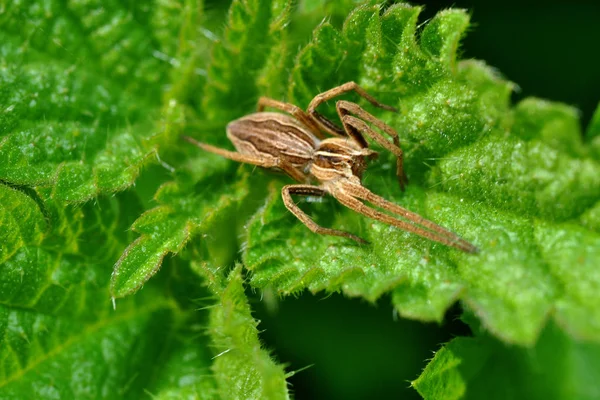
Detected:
left=414, top=0, right=600, bottom=130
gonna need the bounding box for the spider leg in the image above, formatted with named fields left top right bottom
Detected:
left=183, top=136, right=307, bottom=182
left=306, top=81, right=397, bottom=137
left=337, top=100, right=408, bottom=191
left=330, top=182, right=479, bottom=253
left=257, top=97, right=324, bottom=139
left=282, top=184, right=368, bottom=244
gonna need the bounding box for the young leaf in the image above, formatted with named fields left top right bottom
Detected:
left=110, top=165, right=249, bottom=298
left=204, top=264, right=290, bottom=400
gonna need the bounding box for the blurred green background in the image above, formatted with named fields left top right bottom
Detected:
left=418, top=0, right=600, bottom=130
left=204, top=0, right=599, bottom=398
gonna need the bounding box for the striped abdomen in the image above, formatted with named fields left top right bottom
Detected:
left=226, top=112, right=319, bottom=169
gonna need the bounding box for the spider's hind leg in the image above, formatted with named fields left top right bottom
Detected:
left=182, top=136, right=307, bottom=182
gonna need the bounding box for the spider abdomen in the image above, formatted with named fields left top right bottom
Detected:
left=227, top=112, right=319, bottom=169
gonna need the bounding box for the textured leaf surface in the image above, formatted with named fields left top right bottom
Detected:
left=3, top=0, right=599, bottom=399
left=0, top=189, right=185, bottom=397
left=203, top=265, right=290, bottom=399
left=110, top=162, right=248, bottom=298
left=141, top=268, right=218, bottom=400
left=0, top=1, right=182, bottom=201
left=0, top=1, right=225, bottom=398
left=0, top=186, right=46, bottom=264
left=0, top=291, right=175, bottom=398
left=145, top=338, right=218, bottom=400
left=202, top=0, right=292, bottom=127
left=241, top=3, right=600, bottom=348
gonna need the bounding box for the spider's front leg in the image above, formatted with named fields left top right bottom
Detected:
left=336, top=100, right=408, bottom=191
left=304, top=82, right=407, bottom=190
left=329, top=181, right=479, bottom=253
left=306, top=81, right=398, bottom=138
left=281, top=184, right=368, bottom=244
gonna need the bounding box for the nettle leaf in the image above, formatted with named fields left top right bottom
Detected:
left=145, top=336, right=218, bottom=400
left=412, top=322, right=600, bottom=400
left=0, top=187, right=133, bottom=318
left=0, top=1, right=181, bottom=201
left=5, top=0, right=598, bottom=398
left=110, top=162, right=249, bottom=298
left=204, top=264, right=289, bottom=400
left=0, top=188, right=185, bottom=397
left=0, top=288, right=176, bottom=398
left=142, top=264, right=219, bottom=400
left=110, top=0, right=295, bottom=396
left=241, top=2, right=600, bottom=348
left=586, top=102, right=600, bottom=161
left=112, top=0, right=297, bottom=298
left=0, top=1, right=224, bottom=398
left=201, top=0, right=292, bottom=127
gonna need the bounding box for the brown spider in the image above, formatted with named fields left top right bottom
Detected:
left=184, top=82, right=478, bottom=253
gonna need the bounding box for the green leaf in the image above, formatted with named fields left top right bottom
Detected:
left=240, top=2, right=600, bottom=347
left=0, top=1, right=223, bottom=398
left=141, top=253, right=220, bottom=399
left=205, top=264, right=290, bottom=400
left=587, top=102, right=600, bottom=160
left=0, top=1, right=187, bottom=201
left=585, top=102, right=600, bottom=140
left=110, top=165, right=248, bottom=298
left=1, top=189, right=136, bottom=312
left=142, top=278, right=218, bottom=400
left=4, top=0, right=600, bottom=398
left=111, top=0, right=299, bottom=297
left=0, top=184, right=185, bottom=398
left=0, top=187, right=216, bottom=399
left=0, top=222, right=178, bottom=397
left=535, top=222, right=600, bottom=341
left=412, top=322, right=600, bottom=400
left=201, top=0, right=292, bottom=125
left=512, top=98, right=584, bottom=155
left=0, top=185, right=47, bottom=264
left=432, top=134, right=600, bottom=221
left=580, top=200, right=600, bottom=232
left=0, top=291, right=177, bottom=398
left=144, top=338, right=218, bottom=400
